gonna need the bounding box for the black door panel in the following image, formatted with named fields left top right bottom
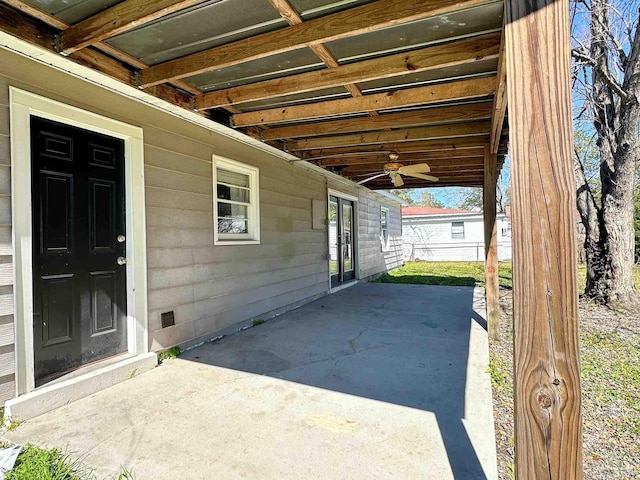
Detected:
left=31, top=117, right=127, bottom=387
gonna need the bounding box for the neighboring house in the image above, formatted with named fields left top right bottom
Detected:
left=402, top=207, right=512, bottom=262
left=0, top=47, right=404, bottom=418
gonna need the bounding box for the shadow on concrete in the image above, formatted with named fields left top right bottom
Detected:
left=182, top=282, right=491, bottom=479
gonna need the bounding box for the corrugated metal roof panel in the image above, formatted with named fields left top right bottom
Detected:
left=106, top=0, right=286, bottom=65
left=24, top=0, right=122, bottom=24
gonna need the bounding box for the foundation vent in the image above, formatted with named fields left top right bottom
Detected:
left=161, top=311, right=175, bottom=328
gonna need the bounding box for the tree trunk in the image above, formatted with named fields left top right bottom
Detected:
left=577, top=0, right=640, bottom=306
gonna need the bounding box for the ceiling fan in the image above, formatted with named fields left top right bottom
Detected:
left=356, top=154, right=439, bottom=187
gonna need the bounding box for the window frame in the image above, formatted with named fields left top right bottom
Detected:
left=212, top=155, right=260, bottom=245
left=451, top=221, right=465, bottom=240
left=380, top=206, right=390, bottom=251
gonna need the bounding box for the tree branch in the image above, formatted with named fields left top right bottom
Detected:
left=572, top=48, right=629, bottom=100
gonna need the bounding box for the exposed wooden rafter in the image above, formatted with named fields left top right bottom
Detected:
left=287, top=121, right=492, bottom=151
left=490, top=20, right=508, bottom=154
left=61, top=0, right=205, bottom=55
left=263, top=102, right=493, bottom=140
left=310, top=147, right=483, bottom=167
left=266, top=0, right=379, bottom=117
left=233, top=76, right=496, bottom=126
left=140, top=0, right=496, bottom=87
left=194, top=32, right=501, bottom=109
left=0, top=2, right=196, bottom=109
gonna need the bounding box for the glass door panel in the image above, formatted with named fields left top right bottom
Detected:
left=329, top=198, right=339, bottom=281
left=329, top=196, right=356, bottom=287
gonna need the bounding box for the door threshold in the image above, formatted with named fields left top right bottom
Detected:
left=4, top=352, right=157, bottom=422
left=330, top=280, right=359, bottom=293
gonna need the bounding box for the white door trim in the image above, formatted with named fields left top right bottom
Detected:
left=327, top=188, right=359, bottom=290
left=9, top=87, right=148, bottom=396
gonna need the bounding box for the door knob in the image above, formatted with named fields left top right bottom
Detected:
left=117, top=257, right=127, bottom=266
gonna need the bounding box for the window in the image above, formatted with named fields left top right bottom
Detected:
left=213, top=156, right=260, bottom=245
left=381, top=207, right=390, bottom=250
left=451, top=221, right=465, bottom=240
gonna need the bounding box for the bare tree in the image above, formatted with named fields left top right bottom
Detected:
left=572, top=0, right=640, bottom=305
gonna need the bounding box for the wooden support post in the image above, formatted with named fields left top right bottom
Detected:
left=505, top=0, right=583, bottom=479
left=483, top=146, right=499, bottom=340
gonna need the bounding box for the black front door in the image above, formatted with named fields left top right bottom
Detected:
left=329, top=196, right=356, bottom=287
left=31, top=117, right=128, bottom=387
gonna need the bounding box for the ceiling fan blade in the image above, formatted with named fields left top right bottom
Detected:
left=357, top=172, right=388, bottom=185
left=392, top=173, right=404, bottom=187
left=398, top=163, right=431, bottom=175
left=405, top=172, right=439, bottom=182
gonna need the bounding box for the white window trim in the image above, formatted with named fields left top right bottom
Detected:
left=380, top=206, right=390, bottom=252
left=9, top=87, right=149, bottom=396
left=212, top=155, right=260, bottom=245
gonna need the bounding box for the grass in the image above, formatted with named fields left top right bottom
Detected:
left=0, top=444, right=136, bottom=480
left=373, top=261, right=640, bottom=291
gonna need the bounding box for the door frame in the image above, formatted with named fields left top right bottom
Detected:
left=10, top=88, right=148, bottom=396
left=327, top=189, right=359, bottom=290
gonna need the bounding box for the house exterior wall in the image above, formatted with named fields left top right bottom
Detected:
left=0, top=47, right=402, bottom=401
left=402, top=213, right=512, bottom=262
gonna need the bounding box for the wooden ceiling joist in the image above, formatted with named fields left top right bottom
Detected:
left=266, top=0, right=370, bottom=105
left=194, top=32, right=501, bottom=110
left=342, top=158, right=485, bottom=171
left=316, top=150, right=486, bottom=167
left=61, top=0, right=205, bottom=55
left=490, top=27, right=508, bottom=154
left=368, top=177, right=483, bottom=188
left=140, top=0, right=495, bottom=87
left=232, top=76, right=496, bottom=127
left=0, top=3, right=197, bottom=109
left=263, top=101, right=493, bottom=140
left=287, top=121, right=491, bottom=151
left=303, top=137, right=489, bottom=159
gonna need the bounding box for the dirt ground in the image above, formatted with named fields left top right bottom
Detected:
left=490, top=290, right=640, bottom=479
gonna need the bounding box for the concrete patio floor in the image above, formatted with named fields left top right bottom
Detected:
left=4, top=283, right=497, bottom=479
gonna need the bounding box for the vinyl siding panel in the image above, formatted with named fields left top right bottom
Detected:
left=0, top=81, right=12, bottom=401
left=0, top=47, right=403, bottom=401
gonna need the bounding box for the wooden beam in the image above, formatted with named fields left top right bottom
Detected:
left=506, top=0, right=583, bottom=478
left=342, top=162, right=484, bottom=177
left=317, top=152, right=485, bottom=168
left=266, top=0, right=371, bottom=108
left=287, top=121, right=492, bottom=151
left=194, top=32, right=501, bottom=109
left=490, top=21, right=508, bottom=154
left=368, top=177, right=484, bottom=188
left=0, top=0, right=202, bottom=97
left=304, top=138, right=489, bottom=160
left=233, top=76, right=496, bottom=126
left=483, top=146, right=500, bottom=340
left=140, top=0, right=495, bottom=87
left=61, top=0, right=204, bottom=54
left=263, top=101, right=493, bottom=140
left=343, top=156, right=485, bottom=167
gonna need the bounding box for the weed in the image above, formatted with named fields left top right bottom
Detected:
left=5, top=444, right=93, bottom=480
left=157, top=346, right=181, bottom=364
left=115, top=467, right=135, bottom=480
left=6, top=418, right=23, bottom=431
left=487, top=353, right=510, bottom=390
left=128, top=369, right=138, bottom=379
left=252, top=319, right=265, bottom=327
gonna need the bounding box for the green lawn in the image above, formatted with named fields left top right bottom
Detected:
left=374, top=261, right=640, bottom=291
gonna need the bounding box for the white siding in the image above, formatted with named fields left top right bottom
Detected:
left=403, top=213, right=512, bottom=262
left=0, top=47, right=403, bottom=400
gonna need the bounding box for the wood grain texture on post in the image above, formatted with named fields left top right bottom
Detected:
left=483, top=146, right=500, bottom=340
left=505, top=0, right=583, bottom=478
